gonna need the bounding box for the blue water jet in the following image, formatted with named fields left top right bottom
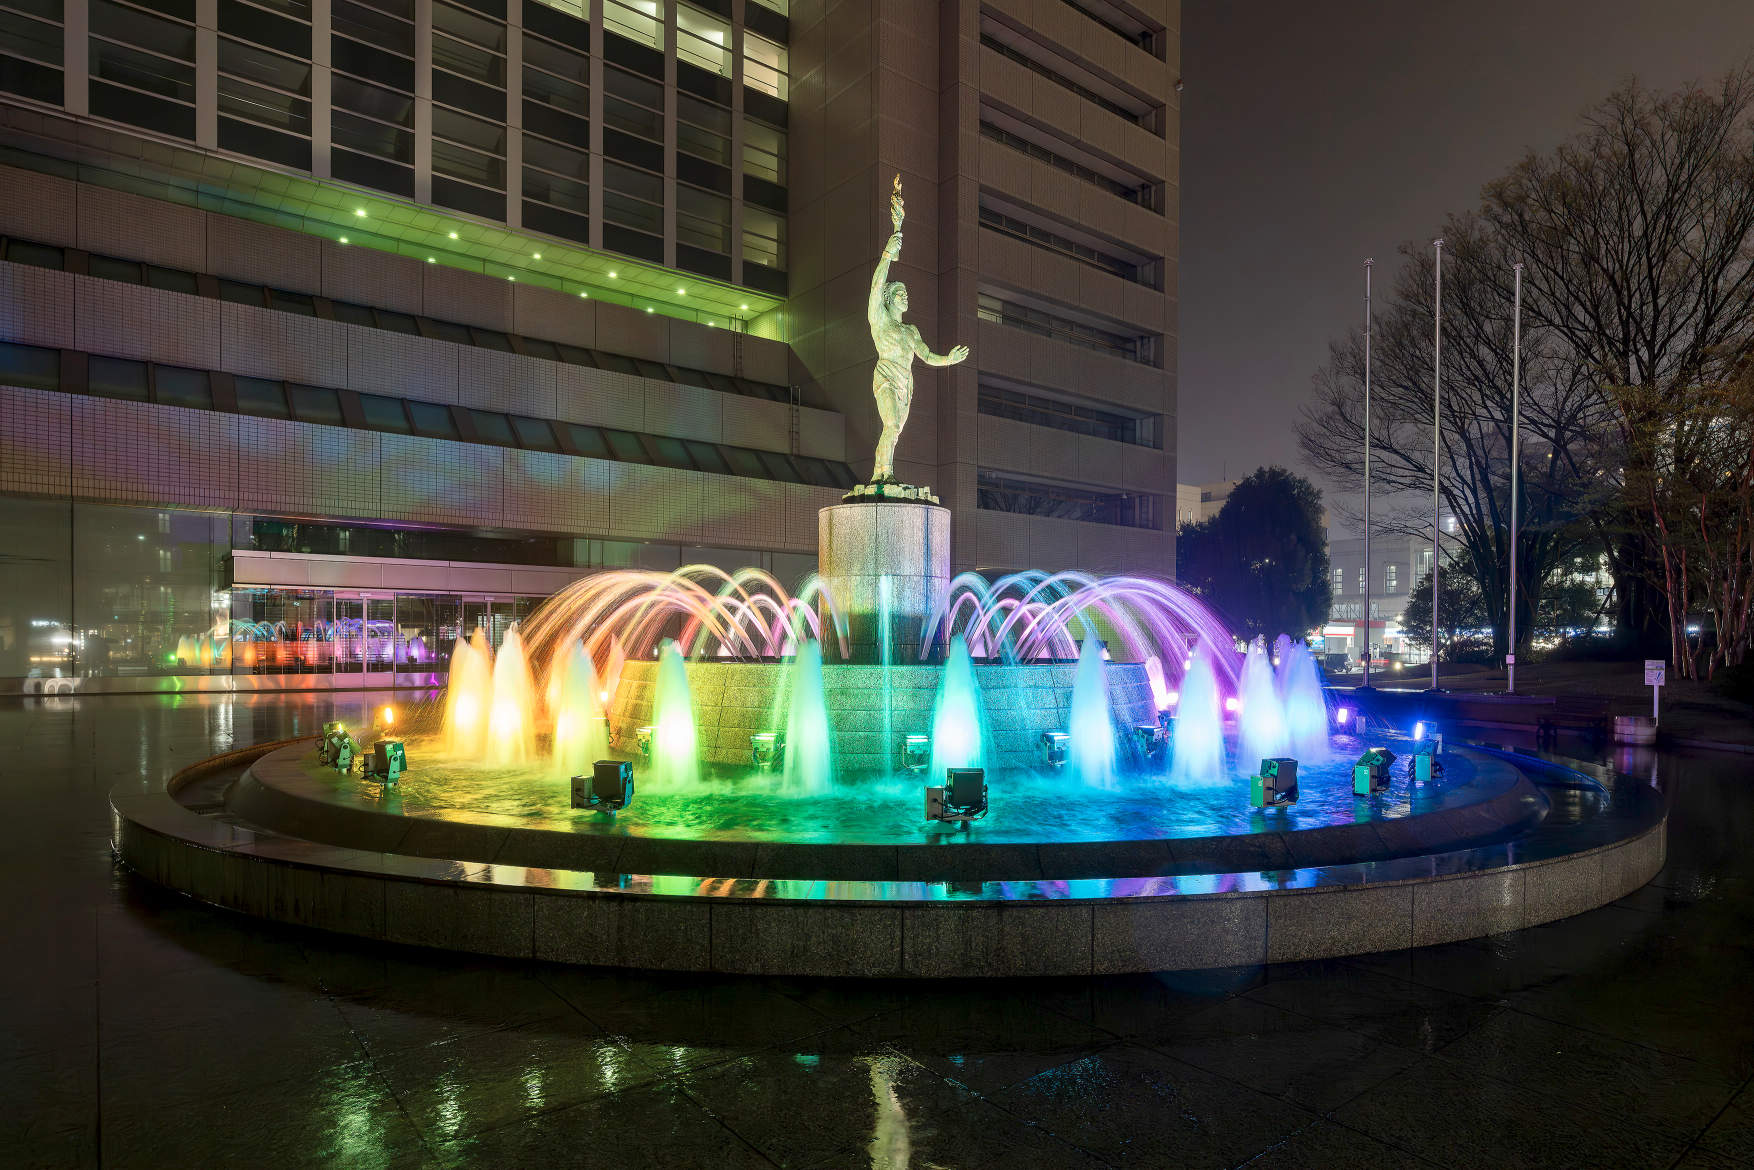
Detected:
left=929, top=634, right=986, bottom=778
left=1069, top=636, right=1116, bottom=787
left=1169, top=648, right=1226, bottom=787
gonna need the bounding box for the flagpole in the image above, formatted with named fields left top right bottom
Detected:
left=1508, top=261, right=1523, bottom=693
left=1362, top=258, right=1374, bottom=689
left=1431, top=238, right=1444, bottom=692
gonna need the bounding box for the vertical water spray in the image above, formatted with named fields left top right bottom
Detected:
left=1169, top=648, right=1226, bottom=787
left=646, top=639, right=700, bottom=790
left=443, top=632, right=492, bottom=759
left=781, top=639, right=832, bottom=794
left=929, top=634, right=985, bottom=778
left=551, top=640, right=608, bottom=780
left=1068, top=636, right=1116, bottom=787
left=879, top=575, right=894, bottom=778
left=487, top=626, right=537, bottom=766
left=1237, top=636, right=1288, bottom=769
left=1143, top=655, right=1172, bottom=712
left=1278, top=640, right=1331, bottom=761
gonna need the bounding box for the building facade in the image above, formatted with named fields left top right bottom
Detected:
left=1322, top=532, right=1434, bottom=667
left=0, top=0, right=1179, bottom=687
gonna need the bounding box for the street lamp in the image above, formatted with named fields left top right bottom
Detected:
left=1431, top=238, right=1444, bottom=692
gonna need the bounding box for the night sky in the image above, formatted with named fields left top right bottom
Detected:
left=1177, top=0, right=1754, bottom=496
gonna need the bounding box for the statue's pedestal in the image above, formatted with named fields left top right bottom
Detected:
left=819, top=499, right=949, bottom=663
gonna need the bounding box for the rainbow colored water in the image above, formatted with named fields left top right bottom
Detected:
left=429, top=563, right=1334, bottom=792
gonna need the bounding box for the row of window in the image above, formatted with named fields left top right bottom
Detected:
left=25, top=0, right=788, bottom=288
left=977, top=383, right=1161, bottom=449
left=1056, top=0, right=1163, bottom=56
left=1, top=236, right=797, bottom=403
left=0, top=340, right=859, bottom=490
left=1333, top=560, right=1435, bottom=596
left=979, top=30, right=1156, bottom=129
left=977, top=293, right=1158, bottom=367
left=978, top=204, right=1158, bottom=289
left=978, top=119, right=1159, bottom=211
left=976, top=470, right=1160, bottom=531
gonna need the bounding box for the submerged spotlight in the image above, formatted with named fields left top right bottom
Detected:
left=1224, top=696, right=1241, bottom=713
left=1353, top=747, right=1397, bottom=795
left=1413, top=721, right=1427, bottom=741
left=902, top=733, right=930, bottom=774
left=365, top=739, right=406, bottom=785
left=926, top=767, right=988, bottom=826
left=1333, top=706, right=1352, bottom=727
left=1039, top=730, right=1069, bottom=768
left=1134, top=723, right=1166, bottom=759
left=573, top=759, right=634, bottom=813
left=634, top=725, right=654, bottom=760
left=1250, top=757, right=1299, bottom=808
left=751, top=731, right=786, bottom=770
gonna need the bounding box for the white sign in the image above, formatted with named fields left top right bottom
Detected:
left=1644, top=660, right=1666, bottom=687
left=1504, top=653, right=1515, bottom=665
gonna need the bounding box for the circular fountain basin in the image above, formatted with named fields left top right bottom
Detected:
left=114, top=736, right=1667, bottom=977
left=225, top=737, right=1544, bottom=882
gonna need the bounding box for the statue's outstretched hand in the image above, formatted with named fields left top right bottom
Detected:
left=947, top=344, right=970, bottom=364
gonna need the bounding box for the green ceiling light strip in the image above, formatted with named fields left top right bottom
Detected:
left=211, top=173, right=781, bottom=327
left=0, top=142, right=780, bottom=329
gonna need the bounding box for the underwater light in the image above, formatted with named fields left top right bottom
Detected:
left=1134, top=723, right=1166, bottom=758
left=573, top=760, right=634, bottom=813
left=1039, top=731, right=1069, bottom=768
left=1353, top=747, right=1396, bottom=795
left=1414, top=721, right=1426, bottom=740
left=381, top=705, right=395, bottom=726
left=902, top=733, right=930, bottom=774
left=1250, top=757, right=1299, bottom=808
left=751, top=731, right=785, bottom=770
left=1224, top=696, right=1240, bottom=713
left=1334, top=706, right=1352, bottom=726
left=1165, top=690, right=1180, bottom=708
left=365, top=739, right=405, bottom=785
left=926, top=767, right=988, bottom=826
left=634, top=725, right=654, bottom=759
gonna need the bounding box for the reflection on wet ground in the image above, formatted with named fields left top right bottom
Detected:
left=7, top=691, right=1754, bottom=1168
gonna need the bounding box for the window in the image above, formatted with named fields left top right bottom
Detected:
left=604, top=0, right=662, bottom=49
left=510, top=415, right=559, bottom=451
left=87, top=356, right=150, bottom=401
left=407, top=400, right=458, bottom=439
left=742, top=205, right=786, bottom=270
left=330, top=0, right=415, bottom=193
left=89, top=0, right=198, bottom=139
left=979, top=203, right=1155, bottom=287
left=1419, top=548, right=1433, bottom=577
left=979, top=118, right=1157, bottom=209
left=977, top=470, right=1159, bottom=529
left=978, top=293, right=1155, bottom=366
left=0, top=2, right=65, bottom=106
left=1332, top=566, right=1344, bottom=592
left=1384, top=564, right=1399, bottom=593
left=1358, top=567, right=1367, bottom=594
left=677, top=4, right=731, bottom=77
left=742, top=118, right=785, bottom=184
left=603, top=65, right=664, bottom=142
left=743, top=30, right=787, bottom=100
left=153, top=365, right=212, bottom=409
left=676, top=185, right=731, bottom=255
left=288, top=383, right=343, bottom=425
left=977, top=383, right=1159, bottom=447
left=467, top=409, right=516, bottom=446
left=602, top=161, right=664, bottom=236
left=677, top=93, right=731, bottom=165
left=358, top=392, right=411, bottom=432
left=234, top=376, right=291, bottom=418
left=0, top=341, right=61, bottom=391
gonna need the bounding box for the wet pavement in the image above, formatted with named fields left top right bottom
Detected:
left=5, top=691, right=1754, bottom=1169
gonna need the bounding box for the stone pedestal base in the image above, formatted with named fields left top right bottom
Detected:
left=819, top=500, right=950, bottom=664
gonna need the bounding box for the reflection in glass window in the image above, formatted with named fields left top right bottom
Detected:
left=742, top=205, right=787, bottom=269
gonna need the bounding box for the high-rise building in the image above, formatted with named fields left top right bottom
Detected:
left=0, top=0, right=1178, bottom=687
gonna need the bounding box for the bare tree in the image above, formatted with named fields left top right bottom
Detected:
left=1481, top=72, right=1754, bottom=674
left=1298, top=216, right=1612, bottom=659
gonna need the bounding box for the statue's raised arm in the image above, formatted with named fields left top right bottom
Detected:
left=867, top=175, right=904, bottom=331
left=864, top=175, right=969, bottom=484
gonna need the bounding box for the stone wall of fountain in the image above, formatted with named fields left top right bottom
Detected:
left=609, top=659, right=1156, bottom=776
